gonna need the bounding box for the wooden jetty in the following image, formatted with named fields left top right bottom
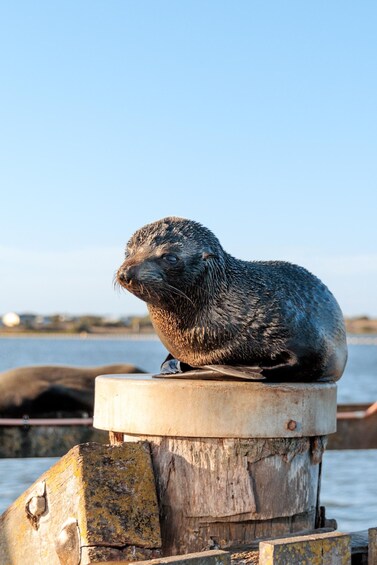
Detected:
left=0, top=374, right=376, bottom=564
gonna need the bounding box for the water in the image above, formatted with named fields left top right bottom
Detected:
left=0, top=335, right=376, bottom=532
left=0, top=334, right=167, bottom=375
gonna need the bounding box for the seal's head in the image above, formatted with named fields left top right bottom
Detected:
left=116, top=217, right=225, bottom=308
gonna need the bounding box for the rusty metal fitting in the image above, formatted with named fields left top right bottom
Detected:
left=287, top=419, right=297, bottom=431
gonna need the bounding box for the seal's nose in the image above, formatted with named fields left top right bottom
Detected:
left=118, top=265, right=138, bottom=284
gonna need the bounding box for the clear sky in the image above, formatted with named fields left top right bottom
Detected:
left=1, top=1, right=376, bottom=318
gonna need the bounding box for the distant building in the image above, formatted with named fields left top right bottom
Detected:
left=2, top=312, right=21, bottom=327
left=19, top=313, right=38, bottom=327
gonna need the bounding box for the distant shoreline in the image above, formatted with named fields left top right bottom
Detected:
left=0, top=331, right=159, bottom=340
left=0, top=329, right=376, bottom=340
left=344, top=317, right=377, bottom=335
left=2, top=317, right=377, bottom=336
left=1, top=317, right=377, bottom=338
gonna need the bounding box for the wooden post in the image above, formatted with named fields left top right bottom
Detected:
left=369, top=527, right=377, bottom=564
left=94, top=375, right=337, bottom=556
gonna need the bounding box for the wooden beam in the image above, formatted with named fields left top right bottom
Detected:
left=94, top=550, right=230, bottom=565
left=258, top=531, right=351, bottom=564
left=0, top=442, right=161, bottom=564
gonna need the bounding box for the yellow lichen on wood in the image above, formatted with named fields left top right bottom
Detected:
left=259, top=531, right=351, bottom=564
left=78, top=442, right=161, bottom=548
left=0, top=442, right=161, bottom=564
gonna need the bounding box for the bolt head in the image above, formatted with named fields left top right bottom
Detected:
left=28, top=495, right=46, bottom=517
left=287, top=419, right=297, bottom=431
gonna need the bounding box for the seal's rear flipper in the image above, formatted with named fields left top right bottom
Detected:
left=201, top=365, right=265, bottom=380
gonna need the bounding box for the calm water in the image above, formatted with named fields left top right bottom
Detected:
left=0, top=335, right=376, bottom=532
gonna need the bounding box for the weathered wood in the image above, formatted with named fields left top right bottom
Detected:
left=327, top=402, right=377, bottom=450
left=124, top=434, right=326, bottom=556
left=229, top=529, right=371, bottom=564
left=230, top=548, right=260, bottom=565
left=94, top=375, right=337, bottom=438
left=94, top=375, right=335, bottom=555
left=230, top=529, right=373, bottom=564
left=0, top=424, right=107, bottom=457
left=258, top=531, right=351, bottom=564
left=369, top=527, right=377, bottom=564
left=94, top=550, right=231, bottom=565
left=230, top=528, right=334, bottom=565
left=0, top=442, right=161, bottom=564
left=109, top=430, right=126, bottom=446
left=130, top=549, right=231, bottom=565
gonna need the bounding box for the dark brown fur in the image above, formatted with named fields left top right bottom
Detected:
left=117, top=217, right=348, bottom=382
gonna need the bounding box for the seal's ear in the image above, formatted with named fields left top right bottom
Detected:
left=202, top=249, right=218, bottom=260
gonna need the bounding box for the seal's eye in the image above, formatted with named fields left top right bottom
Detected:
left=162, top=253, right=179, bottom=265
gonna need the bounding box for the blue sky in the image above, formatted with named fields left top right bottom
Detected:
left=1, top=1, right=376, bottom=317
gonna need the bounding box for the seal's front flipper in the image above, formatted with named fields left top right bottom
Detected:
left=159, top=354, right=197, bottom=375
left=156, top=355, right=265, bottom=381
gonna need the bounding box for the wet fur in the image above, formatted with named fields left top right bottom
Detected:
left=117, top=217, right=348, bottom=381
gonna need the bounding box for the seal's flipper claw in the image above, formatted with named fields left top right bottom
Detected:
left=160, top=354, right=195, bottom=375
left=160, top=356, right=182, bottom=375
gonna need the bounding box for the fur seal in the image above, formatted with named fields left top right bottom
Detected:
left=117, top=217, right=348, bottom=382
left=0, top=363, right=145, bottom=417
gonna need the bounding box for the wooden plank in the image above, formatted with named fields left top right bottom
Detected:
left=94, top=550, right=231, bottom=565
left=259, top=531, right=351, bottom=564
left=0, top=442, right=161, bottom=564
left=129, top=549, right=231, bottom=565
